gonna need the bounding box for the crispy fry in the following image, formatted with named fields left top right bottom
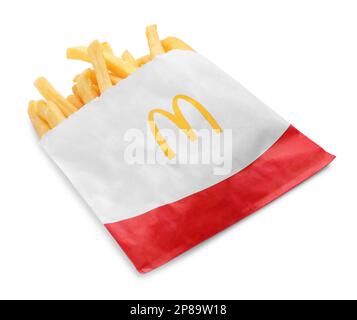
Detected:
left=68, top=43, right=113, bottom=61
left=122, top=50, right=139, bottom=68
left=101, top=42, right=114, bottom=55
left=76, top=68, right=119, bottom=89
left=34, top=77, right=77, bottom=117
left=79, top=69, right=97, bottom=87
left=31, top=26, right=193, bottom=136
left=75, top=69, right=98, bottom=85
left=67, top=45, right=136, bottom=78
left=88, top=40, right=112, bottom=94
left=76, top=71, right=99, bottom=104
left=28, top=101, right=50, bottom=137
left=161, top=36, right=194, bottom=52
left=72, top=84, right=80, bottom=97
left=104, top=52, right=137, bottom=78
left=37, top=100, right=66, bottom=129
left=92, top=84, right=100, bottom=95
left=67, top=46, right=90, bottom=62
left=67, top=95, right=84, bottom=109
left=73, top=74, right=80, bottom=83
left=110, top=74, right=122, bottom=85
left=146, top=24, right=165, bottom=58
left=137, top=55, right=151, bottom=66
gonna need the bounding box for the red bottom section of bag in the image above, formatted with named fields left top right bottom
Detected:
left=105, top=126, right=335, bottom=273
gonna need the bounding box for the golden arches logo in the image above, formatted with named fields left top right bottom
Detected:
left=148, top=95, right=223, bottom=159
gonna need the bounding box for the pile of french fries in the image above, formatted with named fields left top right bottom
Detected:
left=28, top=25, right=193, bottom=137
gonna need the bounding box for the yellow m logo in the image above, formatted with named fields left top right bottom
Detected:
left=148, top=95, right=223, bottom=159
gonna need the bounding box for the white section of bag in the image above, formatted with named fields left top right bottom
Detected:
left=40, top=50, right=289, bottom=224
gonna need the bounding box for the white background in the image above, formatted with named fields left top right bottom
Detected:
left=0, top=0, right=356, bottom=300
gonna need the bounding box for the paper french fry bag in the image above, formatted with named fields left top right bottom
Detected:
left=40, top=50, right=335, bottom=273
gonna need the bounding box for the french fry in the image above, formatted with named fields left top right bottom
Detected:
left=161, top=36, right=194, bottom=52
left=68, top=46, right=136, bottom=78
left=67, top=46, right=91, bottom=62
left=28, top=101, right=50, bottom=137
left=76, top=71, right=99, bottom=104
left=73, top=69, right=123, bottom=96
left=88, top=40, right=112, bottom=94
left=104, top=52, right=137, bottom=78
left=37, top=100, right=66, bottom=129
left=34, top=77, right=77, bottom=117
left=35, top=100, right=48, bottom=122
left=30, top=25, right=194, bottom=136
left=68, top=42, right=113, bottom=62
left=74, top=69, right=98, bottom=88
left=72, top=84, right=81, bottom=98
left=73, top=72, right=82, bottom=83
left=78, top=69, right=96, bottom=87
left=74, top=69, right=98, bottom=85
left=101, top=42, right=114, bottom=55
left=67, top=95, right=84, bottom=109
left=146, top=24, right=165, bottom=58
left=92, top=84, right=100, bottom=95
left=110, top=74, right=122, bottom=85
left=137, top=55, right=151, bottom=66
left=122, top=50, right=139, bottom=68
left=77, top=68, right=114, bottom=89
